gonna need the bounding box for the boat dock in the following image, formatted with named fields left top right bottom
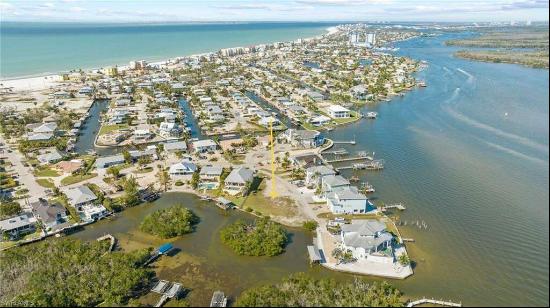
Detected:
left=144, top=243, right=174, bottom=266
left=151, top=280, right=184, bottom=307
left=216, top=197, right=234, bottom=210
left=407, top=298, right=461, bottom=307
left=210, top=291, right=228, bottom=307
left=380, top=203, right=406, bottom=211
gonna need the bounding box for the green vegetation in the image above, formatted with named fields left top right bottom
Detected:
left=98, top=124, right=129, bottom=136
left=140, top=206, right=199, bottom=238
left=0, top=238, right=153, bottom=307
left=60, top=173, right=97, bottom=186
left=302, top=220, right=319, bottom=232
left=455, top=50, right=548, bottom=69
left=448, top=28, right=549, bottom=69
left=122, top=176, right=141, bottom=207
left=220, top=217, right=288, bottom=256
left=36, top=178, right=56, bottom=189
left=0, top=200, right=22, bottom=219
left=446, top=29, right=549, bottom=49
left=34, top=167, right=61, bottom=177
left=235, top=273, right=403, bottom=307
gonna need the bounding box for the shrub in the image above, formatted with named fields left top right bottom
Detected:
left=220, top=218, right=287, bottom=256
left=140, top=206, right=199, bottom=238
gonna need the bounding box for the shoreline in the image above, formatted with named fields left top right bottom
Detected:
left=0, top=26, right=337, bottom=84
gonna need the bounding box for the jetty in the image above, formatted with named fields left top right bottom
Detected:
left=407, top=298, right=461, bottom=307
left=210, top=291, right=228, bottom=307
left=96, top=234, right=116, bottom=252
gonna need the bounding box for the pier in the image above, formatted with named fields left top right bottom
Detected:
left=407, top=298, right=462, bottom=307
left=380, top=203, right=406, bottom=211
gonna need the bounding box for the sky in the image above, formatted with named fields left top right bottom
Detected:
left=0, top=0, right=548, bottom=23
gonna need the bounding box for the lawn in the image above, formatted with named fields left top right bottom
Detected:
left=61, top=173, right=97, bottom=186
left=34, top=167, right=61, bottom=177
left=36, top=178, right=56, bottom=189
left=133, top=167, right=154, bottom=174
left=98, top=124, right=129, bottom=136
left=237, top=178, right=298, bottom=218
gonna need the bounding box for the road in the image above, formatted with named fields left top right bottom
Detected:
left=0, top=135, right=47, bottom=206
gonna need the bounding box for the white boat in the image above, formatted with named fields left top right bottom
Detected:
left=366, top=112, right=378, bottom=119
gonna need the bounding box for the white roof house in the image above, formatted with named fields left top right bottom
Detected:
left=169, top=161, right=198, bottom=175
left=192, top=139, right=218, bottom=153
left=340, top=220, right=394, bottom=262
left=65, top=185, right=97, bottom=207
left=37, top=150, right=63, bottom=165
left=163, top=141, right=187, bottom=152
left=327, top=105, right=351, bottom=118
left=309, top=115, right=331, bottom=126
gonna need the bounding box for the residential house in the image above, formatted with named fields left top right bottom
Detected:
left=327, top=105, right=351, bottom=118
left=159, top=122, right=181, bottom=138
left=305, top=165, right=336, bottom=187
left=37, top=149, right=63, bottom=165
left=192, top=139, right=218, bottom=153
left=327, top=186, right=374, bottom=214
left=169, top=161, right=198, bottom=176
left=350, top=84, right=368, bottom=100
left=322, top=175, right=350, bottom=196
left=95, top=154, right=125, bottom=169
left=0, top=214, right=36, bottom=240
left=54, top=160, right=83, bottom=174
left=26, top=122, right=57, bottom=141
left=340, top=220, right=394, bottom=263
left=309, top=115, right=331, bottom=127
left=199, top=165, right=223, bottom=189
left=30, top=198, right=68, bottom=230
left=259, top=116, right=281, bottom=127
left=65, top=185, right=108, bottom=221
left=163, top=141, right=187, bottom=153
left=280, top=129, right=324, bottom=148
left=224, top=167, right=254, bottom=195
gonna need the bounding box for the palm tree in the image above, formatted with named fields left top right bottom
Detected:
left=156, top=166, right=169, bottom=192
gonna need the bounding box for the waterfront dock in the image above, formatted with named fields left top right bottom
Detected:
left=210, top=291, right=228, bottom=307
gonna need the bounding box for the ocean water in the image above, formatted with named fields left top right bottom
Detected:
left=328, top=31, right=549, bottom=306
left=0, top=22, right=332, bottom=78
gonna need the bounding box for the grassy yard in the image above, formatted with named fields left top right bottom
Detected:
left=98, top=124, right=129, bottom=136
left=61, top=173, right=97, bottom=186
left=36, top=178, right=56, bottom=189
left=238, top=179, right=298, bottom=218
left=133, top=167, right=154, bottom=174
left=34, top=167, right=61, bottom=177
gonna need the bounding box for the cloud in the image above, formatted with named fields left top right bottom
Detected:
left=502, top=0, right=549, bottom=10
left=295, top=0, right=391, bottom=5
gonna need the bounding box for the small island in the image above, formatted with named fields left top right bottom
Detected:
left=140, top=206, right=199, bottom=238
left=235, top=273, right=403, bottom=307
left=448, top=27, right=549, bottom=69
left=220, top=217, right=288, bottom=256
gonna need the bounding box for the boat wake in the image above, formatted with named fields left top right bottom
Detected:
left=457, top=68, right=475, bottom=83
left=483, top=141, right=548, bottom=166
left=444, top=107, right=549, bottom=155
